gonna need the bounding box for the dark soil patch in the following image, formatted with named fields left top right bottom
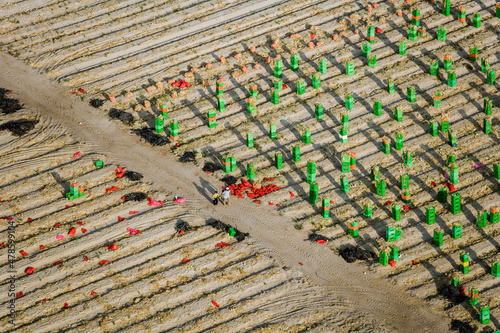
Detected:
left=89, top=99, right=104, bottom=108
left=222, top=175, right=238, bottom=187
left=179, top=151, right=196, bottom=163
left=0, top=119, right=38, bottom=136
left=480, top=327, right=494, bottom=333
left=109, top=109, right=134, bottom=125
left=439, top=285, right=466, bottom=307
left=207, top=220, right=230, bottom=231
left=133, top=127, right=169, bottom=146
left=338, top=244, right=375, bottom=263
left=175, top=221, right=191, bottom=233
left=207, top=220, right=248, bottom=242
left=450, top=319, right=476, bottom=333
left=203, top=162, right=222, bottom=173
left=308, top=233, right=329, bottom=242
left=0, top=89, right=23, bottom=114
left=122, top=192, right=148, bottom=202
left=123, top=170, right=143, bottom=181
left=234, top=229, right=249, bottom=242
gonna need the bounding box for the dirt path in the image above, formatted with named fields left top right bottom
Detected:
left=0, top=51, right=451, bottom=332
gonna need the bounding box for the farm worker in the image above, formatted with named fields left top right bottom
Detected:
left=212, top=191, right=219, bottom=206
left=222, top=187, right=231, bottom=206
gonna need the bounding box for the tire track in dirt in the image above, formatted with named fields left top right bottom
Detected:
left=0, top=50, right=452, bottom=331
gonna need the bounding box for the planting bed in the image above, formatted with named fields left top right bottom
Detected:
left=1, top=0, right=500, bottom=331
left=0, top=104, right=386, bottom=332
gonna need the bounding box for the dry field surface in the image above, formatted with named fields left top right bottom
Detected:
left=0, top=95, right=390, bottom=332
left=1, top=0, right=500, bottom=332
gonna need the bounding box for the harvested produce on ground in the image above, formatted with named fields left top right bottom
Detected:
left=179, top=151, right=196, bottom=163
left=89, top=99, right=104, bottom=108
left=109, top=108, right=134, bottom=125
left=0, top=119, right=38, bottom=136
left=121, top=192, right=148, bottom=202
left=133, top=127, right=169, bottom=146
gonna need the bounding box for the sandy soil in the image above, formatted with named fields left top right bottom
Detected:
left=0, top=46, right=449, bottom=333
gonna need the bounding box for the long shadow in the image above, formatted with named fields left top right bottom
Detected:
left=81, top=2, right=498, bottom=96
left=46, top=0, right=270, bottom=69
left=14, top=243, right=256, bottom=330
left=178, top=278, right=294, bottom=333
left=194, top=176, right=216, bottom=202
left=50, top=171, right=74, bottom=196
left=0, top=205, right=181, bottom=299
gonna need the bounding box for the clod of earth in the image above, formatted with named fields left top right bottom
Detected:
left=206, top=220, right=247, bottom=241
left=449, top=319, right=476, bottom=333
left=109, top=108, right=134, bottom=125
left=179, top=150, right=196, bottom=163
left=123, top=170, right=143, bottom=181
left=0, top=119, right=38, bottom=136
left=133, top=127, right=169, bottom=146
left=308, top=233, right=329, bottom=243
left=203, top=162, right=222, bottom=173
left=207, top=219, right=230, bottom=231
left=89, top=99, right=104, bottom=108
left=339, top=244, right=375, bottom=263
left=121, top=192, right=147, bottom=202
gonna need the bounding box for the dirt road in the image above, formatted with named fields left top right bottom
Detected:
left=0, top=51, right=451, bottom=332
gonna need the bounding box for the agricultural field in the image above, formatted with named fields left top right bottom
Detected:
left=0, top=96, right=389, bottom=332
left=1, top=0, right=500, bottom=331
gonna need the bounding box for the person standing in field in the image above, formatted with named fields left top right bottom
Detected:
left=221, top=187, right=231, bottom=206
left=212, top=191, right=219, bottom=205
